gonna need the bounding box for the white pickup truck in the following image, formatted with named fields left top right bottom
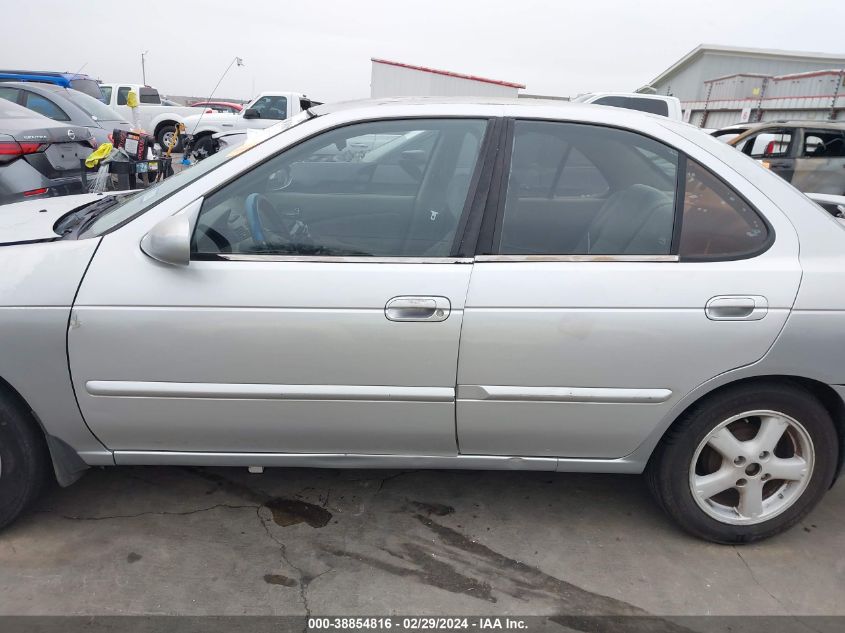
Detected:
left=98, top=83, right=200, bottom=150
left=572, top=92, right=683, bottom=120
left=184, top=91, right=320, bottom=158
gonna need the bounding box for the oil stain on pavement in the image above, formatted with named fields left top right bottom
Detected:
left=265, top=498, right=333, bottom=528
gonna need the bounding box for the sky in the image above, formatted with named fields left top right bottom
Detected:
left=4, top=0, right=845, bottom=103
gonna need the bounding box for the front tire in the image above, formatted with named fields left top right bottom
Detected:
left=647, top=382, right=838, bottom=543
left=190, top=134, right=216, bottom=161
left=0, top=392, right=50, bottom=530
left=157, top=125, right=183, bottom=153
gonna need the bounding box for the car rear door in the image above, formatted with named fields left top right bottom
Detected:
left=69, top=116, right=494, bottom=456
left=455, top=118, right=801, bottom=459
left=791, top=128, right=845, bottom=196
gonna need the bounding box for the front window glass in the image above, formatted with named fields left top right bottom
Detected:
left=117, top=87, right=131, bottom=106
left=192, top=118, right=487, bottom=258
left=739, top=130, right=793, bottom=158
left=79, top=112, right=315, bottom=238
left=497, top=120, right=677, bottom=255
left=100, top=85, right=112, bottom=103
left=250, top=96, right=288, bottom=120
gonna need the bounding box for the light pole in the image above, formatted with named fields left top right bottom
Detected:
left=141, top=50, right=149, bottom=85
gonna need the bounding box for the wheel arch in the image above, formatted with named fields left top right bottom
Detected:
left=153, top=119, right=179, bottom=137
left=0, top=374, right=89, bottom=487
left=649, top=374, right=845, bottom=480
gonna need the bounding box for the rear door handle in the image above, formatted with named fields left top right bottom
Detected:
left=705, top=295, right=768, bottom=321
left=385, top=296, right=450, bottom=322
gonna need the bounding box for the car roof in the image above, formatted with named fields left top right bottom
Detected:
left=0, top=80, right=67, bottom=94
left=576, top=92, right=677, bottom=101
left=728, top=119, right=845, bottom=146
left=193, top=100, right=241, bottom=106
left=307, top=96, right=696, bottom=129
left=741, top=120, right=845, bottom=131
left=310, top=96, right=604, bottom=115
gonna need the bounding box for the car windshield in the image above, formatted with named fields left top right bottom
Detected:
left=78, top=110, right=314, bottom=238
left=65, top=88, right=124, bottom=122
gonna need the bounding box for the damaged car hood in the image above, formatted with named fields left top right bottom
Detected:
left=0, top=193, right=108, bottom=244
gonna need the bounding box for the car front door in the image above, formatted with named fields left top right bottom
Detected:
left=247, top=95, right=289, bottom=128
left=69, top=117, right=491, bottom=456
left=456, top=119, right=801, bottom=459
left=736, top=127, right=796, bottom=183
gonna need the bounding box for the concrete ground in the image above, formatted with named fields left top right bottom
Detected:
left=0, top=466, right=842, bottom=618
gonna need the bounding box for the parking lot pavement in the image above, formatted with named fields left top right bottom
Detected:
left=0, top=466, right=842, bottom=617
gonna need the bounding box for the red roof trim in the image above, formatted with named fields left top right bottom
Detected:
left=704, top=73, right=771, bottom=83
left=371, top=58, right=525, bottom=89
left=704, top=69, right=845, bottom=84
left=774, top=69, right=845, bottom=80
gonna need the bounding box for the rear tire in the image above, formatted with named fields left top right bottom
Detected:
left=646, top=381, right=838, bottom=543
left=0, top=392, right=51, bottom=530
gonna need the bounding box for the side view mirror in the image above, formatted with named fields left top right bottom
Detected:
left=140, top=198, right=202, bottom=266
left=243, top=108, right=260, bottom=119
left=400, top=150, right=427, bottom=163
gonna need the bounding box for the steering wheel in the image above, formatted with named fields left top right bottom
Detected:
left=244, top=193, right=276, bottom=246
left=244, top=193, right=312, bottom=251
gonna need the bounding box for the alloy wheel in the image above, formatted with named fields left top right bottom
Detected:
left=689, top=410, right=814, bottom=525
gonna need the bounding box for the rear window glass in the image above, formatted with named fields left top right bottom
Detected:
left=66, top=89, right=123, bottom=121
left=498, top=120, right=678, bottom=256
left=139, top=87, right=160, bottom=104
left=802, top=130, right=845, bottom=158
left=23, top=92, right=70, bottom=121
left=68, top=78, right=105, bottom=101
left=679, top=159, right=769, bottom=259
left=593, top=96, right=669, bottom=117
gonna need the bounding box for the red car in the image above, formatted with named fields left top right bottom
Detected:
left=188, top=100, right=243, bottom=114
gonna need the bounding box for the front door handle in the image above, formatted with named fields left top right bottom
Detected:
left=705, top=295, right=768, bottom=321
left=385, top=296, right=450, bottom=322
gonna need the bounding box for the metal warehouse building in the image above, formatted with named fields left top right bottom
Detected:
left=370, top=58, right=525, bottom=99
left=639, top=45, right=845, bottom=128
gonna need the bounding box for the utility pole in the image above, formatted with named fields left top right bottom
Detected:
left=141, top=50, right=149, bottom=85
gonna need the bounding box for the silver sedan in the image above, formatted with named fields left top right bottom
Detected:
left=0, top=99, right=842, bottom=543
